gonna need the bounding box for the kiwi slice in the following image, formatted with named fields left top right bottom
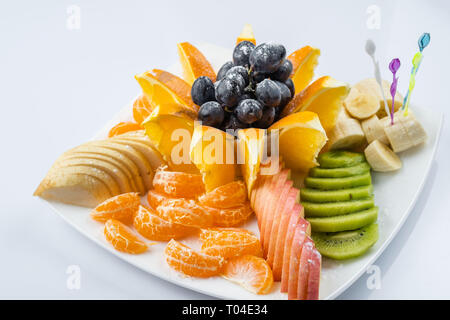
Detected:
left=300, top=185, right=373, bottom=203
left=303, top=197, right=374, bottom=217
left=318, top=151, right=366, bottom=168
left=305, top=172, right=371, bottom=190
left=312, top=223, right=379, bottom=260
left=309, top=162, right=371, bottom=178
left=307, top=207, right=378, bottom=232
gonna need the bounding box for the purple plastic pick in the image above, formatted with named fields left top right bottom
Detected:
left=389, top=58, right=401, bottom=124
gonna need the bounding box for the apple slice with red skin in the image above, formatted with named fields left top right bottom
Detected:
left=287, top=219, right=311, bottom=300
left=262, top=169, right=291, bottom=257
left=257, top=173, right=278, bottom=250
left=272, top=188, right=300, bottom=280
left=306, top=247, right=321, bottom=300
left=266, top=179, right=293, bottom=270
left=296, top=239, right=315, bottom=300
left=280, top=203, right=304, bottom=292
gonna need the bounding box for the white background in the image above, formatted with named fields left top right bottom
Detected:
left=1, top=0, right=449, bottom=299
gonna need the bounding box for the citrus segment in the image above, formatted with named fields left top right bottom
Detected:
left=222, top=255, right=273, bottom=295
left=157, top=198, right=213, bottom=228
left=146, top=189, right=171, bottom=209
left=108, top=122, right=143, bottom=138
left=236, top=24, right=256, bottom=45
left=203, top=202, right=253, bottom=227
left=133, top=205, right=195, bottom=241
left=177, top=42, right=216, bottom=84
left=164, top=239, right=224, bottom=277
left=153, top=169, right=205, bottom=198
left=288, top=46, right=320, bottom=93
left=91, top=192, right=140, bottom=224
left=132, top=94, right=153, bottom=125
left=104, top=219, right=148, bottom=254
left=198, top=181, right=246, bottom=209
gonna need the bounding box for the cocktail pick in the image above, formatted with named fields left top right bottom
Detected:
left=402, top=33, right=430, bottom=116
left=389, top=58, right=401, bottom=124
left=365, top=39, right=390, bottom=117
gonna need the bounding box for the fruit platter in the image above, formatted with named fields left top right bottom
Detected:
left=35, top=26, right=442, bottom=299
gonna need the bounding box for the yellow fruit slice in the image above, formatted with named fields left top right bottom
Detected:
left=281, top=76, right=350, bottom=134
left=177, top=42, right=216, bottom=85
left=288, top=46, right=321, bottom=94
left=269, top=111, right=327, bottom=171
left=236, top=24, right=256, bottom=45
left=190, top=125, right=236, bottom=192
left=237, top=128, right=265, bottom=196
left=142, top=105, right=198, bottom=174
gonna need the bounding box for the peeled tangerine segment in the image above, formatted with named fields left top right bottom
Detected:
left=165, top=239, right=224, bottom=278
left=312, top=223, right=379, bottom=260
left=307, top=206, right=378, bottom=233
left=153, top=169, right=205, bottom=198
left=157, top=198, right=213, bottom=228
left=221, top=255, right=273, bottom=295
left=318, top=151, right=366, bottom=168
left=134, top=205, right=195, bottom=241
left=300, top=185, right=373, bottom=203
left=305, top=172, right=371, bottom=190
left=200, top=228, right=262, bottom=259
left=104, top=219, right=148, bottom=254
left=198, top=181, right=247, bottom=209
left=91, top=192, right=140, bottom=224
left=203, top=202, right=254, bottom=227
left=303, top=197, right=374, bottom=217
left=146, top=189, right=171, bottom=209
left=309, top=162, right=371, bottom=178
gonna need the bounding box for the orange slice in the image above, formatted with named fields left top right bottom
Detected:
left=104, top=219, right=148, bottom=254
left=222, top=255, right=273, bottom=295
left=134, top=205, right=195, bottom=241
left=108, top=122, right=143, bottom=138
left=198, top=181, right=246, bottom=209
left=132, top=94, right=153, bottom=125
left=153, top=168, right=205, bottom=198
left=157, top=198, right=213, bottom=228
left=147, top=189, right=171, bottom=209
left=91, top=192, right=140, bottom=224
left=190, top=125, right=236, bottom=192
left=177, top=42, right=216, bottom=84
left=165, top=239, right=224, bottom=277
left=281, top=76, right=350, bottom=134
left=203, top=202, right=254, bottom=227
left=288, top=46, right=321, bottom=94
left=200, top=228, right=262, bottom=259
left=269, top=111, right=327, bottom=171
left=236, top=24, right=256, bottom=45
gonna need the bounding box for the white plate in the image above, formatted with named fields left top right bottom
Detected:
left=43, top=44, right=443, bottom=300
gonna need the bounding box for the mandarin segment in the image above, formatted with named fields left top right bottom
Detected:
left=222, top=255, right=273, bottom=295
left=157, top=198, right=213, bottom=228
left=133, top=205, right=195, bottom=241
left=132, top=94, right=153, bottom=125
left=146, top=189, right=171, bottom=209
left=198, top=181, right=247, bottom=209
left=104, top=219, right=148, bottom=254
left=203, top=202, right=253, bottom=227
left=91, top=192, right=140, bottom=224
left=200, top=228, right=263, bottom=259
left=153, top=169, right=205, bottom=198
left=108, top=122, right=143, bottom=138
left=164, top=239, right=224, bottom=277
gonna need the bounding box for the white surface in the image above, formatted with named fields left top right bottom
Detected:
left=1, top=0, right=449, bottom=299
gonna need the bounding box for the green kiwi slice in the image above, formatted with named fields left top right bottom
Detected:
left=307, top=207, right=378, bottom=232
left=309, top=162, right=371, bottom=178
left=305, top=172, right=371, bottom=190
left=318, top=151, right=366, bottom=168
left=303, top=197, right=374, bottom=217
left=300, top=185, right=373, bottom=203
left=311, top=223, right=379, bottom=260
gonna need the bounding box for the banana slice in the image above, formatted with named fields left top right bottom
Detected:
left=361, top=115, right=389, bottom=145
left=364, top=140, right=402, bottom=172
left=327, top=108, right=366, bottom=150
left=344, top=86, right=379, bottom=119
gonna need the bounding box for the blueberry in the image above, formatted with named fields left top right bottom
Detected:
left=222, top=114, right=249, bottom=132
left=271, top=59, right=293, bottom=82
left=215, top=78, right=243, bottom=107
left=233, top=41, right=255, bottom=67
left=275, top=81, right=292, bottom=109
left=255, top=79, right=281, bottom=107
left=285, top=78, right=295, bottom=98
left=198, top=101, right=224, bottom=128
left=217, top=61, right=234, bottom=81
left=249, top=43, right=286, bottom=73
left=226, top=66, right=249, bottom=86
left=235, top=99, right=263, bottom=124
left=253, top=106, right=276, bottom=128
left=191, top=76, right=216, bottom=106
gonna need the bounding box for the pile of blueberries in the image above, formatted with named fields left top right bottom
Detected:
left=191, top=41, right=295, bottom=131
